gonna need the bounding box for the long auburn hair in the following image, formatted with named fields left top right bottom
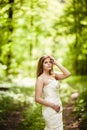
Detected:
left=36, top=55, right=53, bottom=78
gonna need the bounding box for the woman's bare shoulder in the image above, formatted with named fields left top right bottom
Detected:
left=37, top=75, right=44, bottom=82
left=35, top=76, right=43, bottom=88
left=38, top=74, right=48, bottom=85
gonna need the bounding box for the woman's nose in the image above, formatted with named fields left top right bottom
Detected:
left=48, top=62, right=51, bottom=65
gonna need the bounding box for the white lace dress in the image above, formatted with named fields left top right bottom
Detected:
left=42, top=79, right=63, bottom=130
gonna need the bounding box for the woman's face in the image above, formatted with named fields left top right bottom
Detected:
left=43, top=57, right=53, bottom=71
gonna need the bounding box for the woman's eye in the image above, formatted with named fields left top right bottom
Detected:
left=44, top=60, right=51, bottom=64
left=44, top=61, right=47, bottom=64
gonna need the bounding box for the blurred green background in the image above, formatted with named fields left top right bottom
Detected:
left=0, top=0, right=87, bottom=130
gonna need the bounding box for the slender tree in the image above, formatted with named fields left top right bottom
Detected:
left=5, top=0, right=14, bottom=76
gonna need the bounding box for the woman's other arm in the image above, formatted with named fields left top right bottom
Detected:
left=54, top=62, right=71, bottom=80
left=50, top=57, right=71, bottom=80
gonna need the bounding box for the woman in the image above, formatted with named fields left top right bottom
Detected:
left=35, top=55, right=71, bottom=130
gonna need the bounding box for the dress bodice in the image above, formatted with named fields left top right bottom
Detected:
left=43, top=79, right=62, bottom=107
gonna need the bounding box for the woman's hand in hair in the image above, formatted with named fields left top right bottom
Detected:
left=50, top=56, right=57, bottom=65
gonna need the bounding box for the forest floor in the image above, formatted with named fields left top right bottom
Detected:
left=1, top=100, right=80, bottom=130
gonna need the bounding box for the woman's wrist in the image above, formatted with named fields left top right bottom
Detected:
left=50, top=103, right=55, bottom=109
left=54, top=61, right=60, bottom=66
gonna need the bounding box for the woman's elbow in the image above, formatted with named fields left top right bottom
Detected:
left=35, top=97, right=40, bottom=103
left=67, top=72, right=71, bottom=77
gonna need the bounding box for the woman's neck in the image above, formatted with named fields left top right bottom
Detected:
left=43, top=71, right=50, bottom=76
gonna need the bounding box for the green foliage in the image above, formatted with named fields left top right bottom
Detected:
left=75, top=88, right=87, bottom=129
left=63, top=76, right=87, bottom=92
left=0, top=0, right=87, bottom=80
left=59, top=82, right=74, bottom=104
left=0, top=0, right=66, bottom=79
left=0, top=0, right=87, bottom=79
left=58, top=0, right=87, bottom=75
left=75, top=89, right=87, bottom=119
left=11, top=86, right=34, bottom=96
left=17, top=104, right=45, bottom=130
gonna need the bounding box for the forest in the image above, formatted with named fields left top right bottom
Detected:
left=0, top=0, right=87, bottom=130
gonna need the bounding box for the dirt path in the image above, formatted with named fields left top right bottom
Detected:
left=0, top=111, right=23, bottom=130
left=63, top=101, right=79, bottom=130
left=0, top=108, right=24, bottom=130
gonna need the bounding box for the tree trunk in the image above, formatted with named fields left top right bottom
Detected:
left=6, top=0, right=14, bottom=77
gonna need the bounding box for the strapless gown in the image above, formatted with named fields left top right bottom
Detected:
left=42, top=79, right=63, bottom=130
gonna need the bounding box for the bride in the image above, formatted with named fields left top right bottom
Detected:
left=35, top=55, right=71, bottom=130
